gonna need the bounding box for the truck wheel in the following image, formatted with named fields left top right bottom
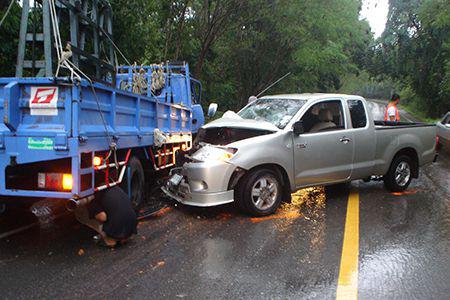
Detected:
left=121, top=156, right=145, bottom=212
left=384, top=155, right=413, bottom=192
left=236, top=168, right=282, bottom=216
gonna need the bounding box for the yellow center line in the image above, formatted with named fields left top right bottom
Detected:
left=336, top=188, right=359, bottom=300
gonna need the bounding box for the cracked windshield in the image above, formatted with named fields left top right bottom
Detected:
left=238, top=98, right=307, bottom=128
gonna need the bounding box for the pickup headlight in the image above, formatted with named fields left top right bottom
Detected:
left=192, top=146, right=238, bottom=162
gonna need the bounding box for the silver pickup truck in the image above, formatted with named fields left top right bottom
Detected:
left=163, top=94, right=437, bottom=216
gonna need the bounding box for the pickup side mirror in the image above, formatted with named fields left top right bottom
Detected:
left=292, top=120, right=305, bottom=135
left=207, top=103, right=218, bottom=118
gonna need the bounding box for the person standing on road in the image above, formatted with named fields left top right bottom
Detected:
left=75, top=187, right=137, bottom=248
left=384, top=93, right=401, bottom=122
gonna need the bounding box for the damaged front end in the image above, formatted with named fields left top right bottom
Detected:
left=162, top=124, right=275, bottom=207
left=193, top=126, right=275, bottom=148
left=162, top=146, right=237, bottom=207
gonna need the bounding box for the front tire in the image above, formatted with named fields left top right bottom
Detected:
left=236, top=168, right=282, bottom=216
left=383, top=155, right=413, bottom=192
left=121, top=156, right=145, bottom=212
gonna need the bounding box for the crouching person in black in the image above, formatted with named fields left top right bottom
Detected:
left=75, top=186, right=138, bottom=248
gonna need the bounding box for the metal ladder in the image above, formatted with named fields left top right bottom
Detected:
left=15, top=0, right=116, bottom=82
left=16, top=0, right=53, bottom=77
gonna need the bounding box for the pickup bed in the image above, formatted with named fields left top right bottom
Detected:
left=163, top=94, right=437, bottom=216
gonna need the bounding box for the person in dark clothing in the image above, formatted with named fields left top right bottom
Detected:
left=75, top=187, right=137, bottom=247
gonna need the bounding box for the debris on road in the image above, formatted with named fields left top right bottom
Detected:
left=152, top=261, right=165, bottom=270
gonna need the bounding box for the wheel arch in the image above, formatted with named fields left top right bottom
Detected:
left=390, top=147, right=419, bottom=178
left=229, top=163, right=292, bottom=202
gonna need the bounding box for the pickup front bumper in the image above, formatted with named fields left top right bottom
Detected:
left=162, top=160, right=236, bottom=207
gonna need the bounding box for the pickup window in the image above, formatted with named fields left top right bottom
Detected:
left=301, top=100, right=345, bottom=133
left=347, top=100, right=367, bottom=128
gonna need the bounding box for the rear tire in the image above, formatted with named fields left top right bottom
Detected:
left=235, top=168, right=282, bottom=216
left=121, top=156, right=145, bottom=212
left=383, top=155, right=413, bottom=192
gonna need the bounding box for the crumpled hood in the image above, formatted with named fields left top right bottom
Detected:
left=203, top=111, right=279, bottom=132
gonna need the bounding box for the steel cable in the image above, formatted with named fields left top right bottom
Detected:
left=49, top=0, right=117, bottom=165
left=0, top=0, right=16, bottom=30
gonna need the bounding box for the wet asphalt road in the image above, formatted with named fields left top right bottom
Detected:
left=0, top=102, right=449, bottom=299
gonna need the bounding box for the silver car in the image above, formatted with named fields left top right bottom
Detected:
left=163, top=94, right=437, bottom=216
left=437, top=112, right=450, bottom=152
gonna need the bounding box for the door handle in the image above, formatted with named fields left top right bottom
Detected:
left=339, top=137, right=351, bottom=144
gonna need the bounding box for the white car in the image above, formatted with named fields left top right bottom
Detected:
left=437, top=112, right=450, bottom=152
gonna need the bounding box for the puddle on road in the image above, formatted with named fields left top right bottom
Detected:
left=261, top=187, right=328, bottom=260
left=0, top=199, right=71, bottom=242
left=250, top=187, right=327, bottom=227
left=281, top=187, right=326, bottom=214
left=29, top=200, right=66, bottom=229
left=149, top=185, right=328, bottom=226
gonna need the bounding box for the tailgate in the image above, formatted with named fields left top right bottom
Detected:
left=0, top=79, right=72, bottom=142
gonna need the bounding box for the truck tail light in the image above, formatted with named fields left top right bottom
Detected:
left=38, top=173, right=73, bottom=191
left=62, top=174, right=73, bottom=190
left=435, top=136, right=440, bottom=151
left=93, top=156, right=103, bottom=166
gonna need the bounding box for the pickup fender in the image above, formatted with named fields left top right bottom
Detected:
left=374, top=131, right=431, bottom=177
left=228, top=132, right=296, bottom=191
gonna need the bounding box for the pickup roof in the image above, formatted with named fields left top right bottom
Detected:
left=163, top=94, right=437, bottom=216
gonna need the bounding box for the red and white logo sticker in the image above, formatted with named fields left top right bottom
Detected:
left=29, top=87, right=59, bottom=116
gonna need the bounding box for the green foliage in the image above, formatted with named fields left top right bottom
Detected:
left=0, top=1, right=21, bottom=76
left=336, top=71, right=395, bottom=99
left=110, top=0, right=164, bottom=63
left=202, top=0, right=372, bottom=109
left=110, top=0, right=374, bottom=111
left=0, top=0, right=399, bottom=115
left=369, top=0, right=450, bottom=118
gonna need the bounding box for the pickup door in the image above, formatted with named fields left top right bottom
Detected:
left=292, top=98, right=354, bottom=186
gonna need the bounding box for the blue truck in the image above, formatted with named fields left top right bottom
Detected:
left=0, top=63, right=209, bottom=212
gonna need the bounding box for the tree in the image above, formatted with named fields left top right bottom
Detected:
left=0, top=0, right=21, bottom=76
left=110, top=0, right=163, bottom=64
left=191, top=0, right=244, bottom=78
left=371, top=0, right=449, bottom=117
left=1, top=0, right=376, bottom=115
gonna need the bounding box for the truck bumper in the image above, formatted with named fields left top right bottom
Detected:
left=162, top=161, right=236, bottom=207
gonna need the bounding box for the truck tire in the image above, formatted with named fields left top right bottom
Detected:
left=121, top=156, right=145, bottom=212
left=235, top=168, right=282, bottom=216
left=383, top=155, right=413, bottom=192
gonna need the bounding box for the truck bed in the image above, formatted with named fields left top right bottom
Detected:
left=372, top=120, right=437, bottom=176
left=374, top=120, right=436, bottom=129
